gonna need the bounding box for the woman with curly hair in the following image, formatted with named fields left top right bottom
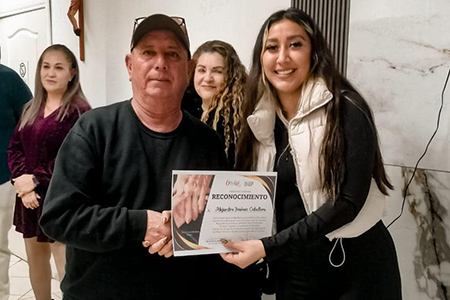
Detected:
left=186, top=40, right=246, bottom=167
left=184, top=40, right=262, bottom=299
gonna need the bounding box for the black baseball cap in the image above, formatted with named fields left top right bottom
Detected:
left=130, top=14, right=191, bottom=58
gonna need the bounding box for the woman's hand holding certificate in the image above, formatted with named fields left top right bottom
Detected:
left=220, top=239, right=266, bottom=269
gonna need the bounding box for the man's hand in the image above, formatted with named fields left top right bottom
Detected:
left=142, top=210, right=172, bottom=256
left=143, top=236, right=173, bottom=258
left=20, top=191, right=41, bottom=209
left=220, top=240, right=266, bottom=269
left=13, top=174, right=37, bottom=197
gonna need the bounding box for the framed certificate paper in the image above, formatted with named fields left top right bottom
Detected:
left=171, top=171, right=277, bottom=257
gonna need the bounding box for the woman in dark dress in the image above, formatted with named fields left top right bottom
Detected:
left=8, top=44, right=90, bottom=300
left=221, top=8, right=402, bottom=300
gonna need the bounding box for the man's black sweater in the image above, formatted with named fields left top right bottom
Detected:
left=40, top=100, right=257, bottom=299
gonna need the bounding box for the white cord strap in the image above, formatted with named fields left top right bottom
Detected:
left=329, top=238, right=346, bottom=268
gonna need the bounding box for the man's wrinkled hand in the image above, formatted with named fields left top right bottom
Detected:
left=142, top=210, right=173, bottom=257
left=142, top=236, right=173, bottom=258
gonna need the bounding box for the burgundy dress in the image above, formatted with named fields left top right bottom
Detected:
left=8, top=101, right=90, bottom=242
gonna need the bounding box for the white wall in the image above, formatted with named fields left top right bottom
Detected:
left=350, top=0, right=450, bottom=21
left=51, top=0, right=290, bottom=107
left=348, top=0, right=450, bottom=171
left=348, top=1, right=450, bottom=298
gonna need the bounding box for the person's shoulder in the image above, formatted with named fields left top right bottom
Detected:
left=0, top=64, right=15, bottom=76
left=0, top=66, right=32, bottom=108
left=0, top=64, right=22, bottom=83
left=69, top=97, right=91, bottom=114
left=182, top=111, right=226, bottom=160
left=181, top=90, right=202, bottom=119
left=340, top=90, right=376, bottom=132
left=0, top=64, right=29, bottom=89
left=341, top=90, right=372, bottom=117
left=183, top=110, right=216, bottom=135
left=80, top=100, right=128, bottom=119
left=342, top=90, right=369, bottom=108
left=75, top=100, right=131, bottom=132
left=183, top=110, right=224, bottom=143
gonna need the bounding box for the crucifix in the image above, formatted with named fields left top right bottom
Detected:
left=67, top=0, right=85, bottom=61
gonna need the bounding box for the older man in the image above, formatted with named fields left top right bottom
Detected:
left=40, top=14, right=260, bottom=299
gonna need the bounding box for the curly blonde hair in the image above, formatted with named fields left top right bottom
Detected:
left=191, top=40, right=247, bottom=160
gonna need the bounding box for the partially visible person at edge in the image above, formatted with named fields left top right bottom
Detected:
left=221, top=8, right=402, bottom=300
left=0, top=63, right=32, bottom=300
left=182, top=40, right=246, bottom=168
left=7, top=44, right=90, bottom=300
left=39, top=14, right=261, bottom=300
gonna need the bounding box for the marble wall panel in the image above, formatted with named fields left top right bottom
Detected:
left=383, top=165, right=450, bottom=299
left=347, top=0, right=450, bottom=172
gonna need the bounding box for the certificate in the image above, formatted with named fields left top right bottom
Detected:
left=171, top=170, right=277, bottom=257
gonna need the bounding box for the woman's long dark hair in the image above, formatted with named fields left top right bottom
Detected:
left=235, top=8, right=393, bottom=198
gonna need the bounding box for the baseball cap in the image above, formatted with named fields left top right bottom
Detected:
left=130, top=14, right=191, bottom=58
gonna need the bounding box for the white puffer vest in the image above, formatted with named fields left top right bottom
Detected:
left=247, top=78, right=386, bottom=240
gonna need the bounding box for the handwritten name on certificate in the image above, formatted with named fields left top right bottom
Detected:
left=171, top=171, right=277, bottom=256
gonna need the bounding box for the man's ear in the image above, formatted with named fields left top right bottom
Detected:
left=125, top=54, right=133, bottom=81
left=188, top=59, right=195, bottom=79
left=187, top=59, right=195, bottom=86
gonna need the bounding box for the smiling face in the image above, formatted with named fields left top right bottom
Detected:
left=261, top=19, right=312, bottom=102
left=40, top=50, right=75, bottom=97
left=193, top=52, right=226, bottom=107
left=125, top=30, right=190, bottom=106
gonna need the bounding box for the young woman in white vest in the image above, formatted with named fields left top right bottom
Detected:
left=221, top=8, right=402, bottom=300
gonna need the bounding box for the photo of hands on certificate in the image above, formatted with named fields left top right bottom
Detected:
left=172, top=171, right=277, bottom=256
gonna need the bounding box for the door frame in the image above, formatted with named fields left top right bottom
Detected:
left=0, top=0, right=52, bottom=45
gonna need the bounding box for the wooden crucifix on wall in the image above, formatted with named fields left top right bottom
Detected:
left=67, top=0, right=85, bottom=61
